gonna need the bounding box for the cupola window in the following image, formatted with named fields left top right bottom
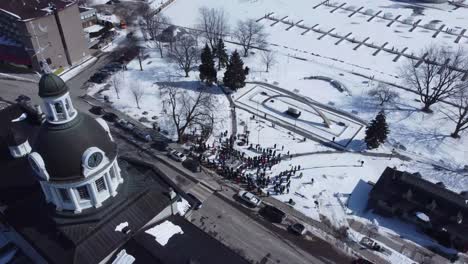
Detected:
left=96, top=177, right=107, bottom=192
left=77, top=186, right=90, bottom=200
left=59, top=188, right=70, bottom=202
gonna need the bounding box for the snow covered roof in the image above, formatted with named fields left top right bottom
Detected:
left=0, top=0, right=75, bottom=21
left=121, top=215, right=250, bottom=264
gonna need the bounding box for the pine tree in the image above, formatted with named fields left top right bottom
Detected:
left=199, top=44, right=217, bottom=85
left=223, top=50, right=246, bottom=90
left=364, top=118, right=380, bottom=149
left=375, top=110, right=389, bottom=143
left=215, top=38, right=228, bottom=70
left=365, top=110, right=389, bottom=149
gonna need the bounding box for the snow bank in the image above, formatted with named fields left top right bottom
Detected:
left=115, top=222, right=129, bottom=232
left=177, top=198, right=191, bottom=216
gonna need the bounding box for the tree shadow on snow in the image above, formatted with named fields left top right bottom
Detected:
left=337, top=138, right=366, bottom=151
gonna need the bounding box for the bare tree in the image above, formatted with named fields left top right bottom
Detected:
left=233, top=19, right=267, bottom=57
left=145, top=10, right=170, bottom=58
left=110, top=72, right=124, bottom=99
left=168, top=34, right=200, bottom=77
left=260, top=50, right=277, bottom=72
left=161, top=84, right=216, bottom=143
left=401, top=45, right=467, bottom=113
left=197, top=7, right=229, bottom=50
left=131, top=83, right=144, bottom=109
left=443, top=86, right=468, bottom=138
left=368, top=83, right=400, bottom=106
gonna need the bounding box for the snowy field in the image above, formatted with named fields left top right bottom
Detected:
left=163, top=0, right=468, bottom=173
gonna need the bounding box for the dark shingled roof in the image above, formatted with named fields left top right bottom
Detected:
left=370, top=167, right=468, bottom=227
left=33, top=113, right=117, bottom=183
left=38, top=73, right=69, bottom=98
left=0, top=104, right=40, bottom=203
left=119, top=215, right=251, bottom=264
left=0, top=0, right=74, bottom=21
left=3, top=158, right=173, bottom=264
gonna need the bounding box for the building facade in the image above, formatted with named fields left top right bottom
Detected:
left=368, top=167, right=468, bottom=252
left=0, top=0, right=90, bottom=71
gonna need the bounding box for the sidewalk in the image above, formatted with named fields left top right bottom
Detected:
left=349, top=218, right=452, bottom=263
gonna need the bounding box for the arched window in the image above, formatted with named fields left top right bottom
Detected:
left=65, top=99, right=70, bottom=110
left=55, top=102, right=63, bottom=114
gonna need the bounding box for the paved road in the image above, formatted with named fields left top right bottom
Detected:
left=188, top=194, right=327, bottom=264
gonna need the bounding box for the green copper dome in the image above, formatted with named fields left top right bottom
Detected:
left=38, top=73, right=69, bottom=98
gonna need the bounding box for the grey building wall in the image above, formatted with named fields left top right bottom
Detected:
left=57, top=3, right=90, bottom=66
left=0, top=2, right=89, bottom=71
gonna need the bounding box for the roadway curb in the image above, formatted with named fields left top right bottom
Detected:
left=0, top=73, right=37, bottom=83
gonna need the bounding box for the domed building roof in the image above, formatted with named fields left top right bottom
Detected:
left=38, top=73, right=69, bottom=98
left=32, top=113, right=117, bottom=182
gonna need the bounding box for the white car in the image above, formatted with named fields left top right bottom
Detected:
left=169, top=150, right=187, bottom=162
left=238, top=190, right=262, bottom=207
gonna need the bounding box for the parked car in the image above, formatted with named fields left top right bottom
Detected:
left=152, top=140, right=168, bottom=151
left=16, top=94, right=31, bottom=102
left=116, top=119, right=135, bottom=131
left=288, top=222, right=306, bottom=235
left=186, top=193, right=202, bottom=210
left=103, top=62, right=123, bottom=72
left=168, top=149, right=187, bottom=162
left=182, top=158, right=201, bottom=172
left=89, top=72, right=109, bottom=83
left=89, top=106, right=104, bottom=115
left=238, top=190, right=262, bottom=207
left=359, top=237, right=382, bottom=251
left=133, top=129, right=152, bottom=142
left=260, top=205, right=286, bottom=223
left=102, top=112, right=119, bottom=122
left=351, top=258, right=374, bottom=264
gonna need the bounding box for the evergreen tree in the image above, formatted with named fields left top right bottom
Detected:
left=215, top=38, right=229, bottom=70
left=199, top=44, right=217, bottom=85
left=375, top=110, right=389, bottom=143
left=365, top=110, right=389, bottom=149
left=223, top=50, right=246, bottom=90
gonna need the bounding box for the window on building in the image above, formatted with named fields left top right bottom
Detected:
left=96, top=177, right=107, bottom=192
left=55, top=102, right=63, bottom=114
left=59, top=188, right=70, bottom=202
left=77, top=186, right=90, bottom=200
left=65, top=99, right=70, bottom=110
left=109, top=166, right=116, bottom=179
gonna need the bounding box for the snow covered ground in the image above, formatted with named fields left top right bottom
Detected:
left=88, top=49, right=231, bottom=142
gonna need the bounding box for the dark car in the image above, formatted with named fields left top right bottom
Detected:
left=89, top=72, right=109, bottom=83
left=288, top=222, right=306, bottom=235
left=186, top=193, right=202, bottom=210
left=182, top=158, right=201, bottom=172
left=152, top=140, right=168, bottom=151
left=89, top=106, right=105, bottom=115
left=260, top=205, right=286, bottom=223
left=16, top=94, right=31, bottom=102
left=351, top=258, right=374, bottom=264
left=102, top=112, right=119, bottom=122
left=133, top=129, right=152, bottom=142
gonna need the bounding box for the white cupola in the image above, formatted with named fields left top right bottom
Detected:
left=38, top=73, right=77, bottom=124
